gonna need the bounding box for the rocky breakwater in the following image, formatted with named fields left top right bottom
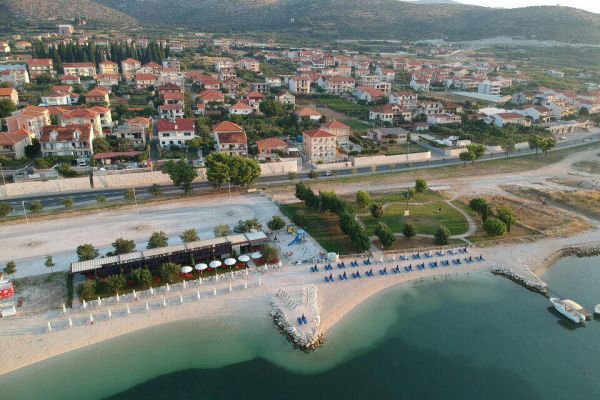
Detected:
left=270, top=285, right=324, bottom=351
left=491, top=267, right=549, bottom=296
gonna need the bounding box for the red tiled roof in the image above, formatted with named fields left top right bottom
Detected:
left=86, top=87, right=109, bottom=97
left=0, top=87, right=16, bottom=97
left=322, top=120, right=350, bottom=130
left=135, top=73, right=156, bottom=81
left=100, top=60, right=117, bottom=65
left=216, top=131, right=247, bottom=144
left=156, top=118, right=195, bottom=132
left=294, top=107, right=321, bottom=117
left=159, top=104, right=184, bottom=110
left=40, top=124, right=92, bottom=143
left=212, top=121, right=244, bottom=133
left=198, top=90, right=224, bottom=101
left=62, top=108, right=99, bottom=119
left=231, top=102, right=252, bottom=110
left=162, top=92, right=184, bottom=100
left=26, top=59, right=52, bottom=66
left=64, top=62, right=95, bottom=68
left=303, top=129, right=335, bottom=138
left=60, top=75, right=80, bottom=81
left=122, top=58, right=140, bottom=65
left=255, top=137, right=287, bottom=150
left=0, top=130, right=29, bottom=145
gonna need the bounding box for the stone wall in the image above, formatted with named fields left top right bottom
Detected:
left=351, top=151, right=431, bottom=168
left=260, top=159, right=300, bottom=176
left=2, top=177, right=92, bottom=197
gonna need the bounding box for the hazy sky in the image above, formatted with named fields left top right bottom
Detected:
left=454, top=0, right=600, bottom=13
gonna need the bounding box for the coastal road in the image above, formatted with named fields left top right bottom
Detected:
left=2, top=134, right=600, bottom=210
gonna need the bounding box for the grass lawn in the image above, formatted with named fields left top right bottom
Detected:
left=373, top=236, right=464, bottom=251
left=354, top=190, right=468, bottom=236
left=279, top=203, right=357, bottom=254
left=340, top=118, right=371, bottom=133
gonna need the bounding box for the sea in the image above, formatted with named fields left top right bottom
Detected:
left=1, top=256, right=600, bottom=400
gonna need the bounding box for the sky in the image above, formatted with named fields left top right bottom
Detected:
left=452, top=0, right=600, bottom=13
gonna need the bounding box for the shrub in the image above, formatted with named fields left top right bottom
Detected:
left=97, top=195, right=107, bottom=205
left=356, top=191, right=372, bottom=208
left=147, top=231, right=168, bottom=249
left=131, top=268, right=153, bottom=289
left=213, top=224, right=232, bottom=237
left=267, top=216, right=286, bottom=231
left=403, top=222, right=416, bottom=239
left=495, top=206, right=515, bottom=232
left=76, top=244, right=98, bottom=261
left=112, top=238, right=135, bottom=255
left=292, top=210, right=306, bottom=227
left=375, top=222, right=396, bottom=248
left=0, top=202, right=12, bottom=217
left=180, top=229, right=199, bottom=243
left=415, top=178, right=427, bottom=193
left=370, top=202, right=384, bottom=219
left=160, top=262, right=180, bottom=284
left=64, top=197, right=74, bottom=208
left=435, top=225, right=450, bottom=245
left=483, top=217, right=508, bottom=236
left=77, top=280, right=97, bottom=301
left=105, top=274, right=126, bottom=294
left=29, top=200, right=43, bottom=214
left=261, top=244, right=279, bottom=264
left=149, top=184, right=163, bottom=197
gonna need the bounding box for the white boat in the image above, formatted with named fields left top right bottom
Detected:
left=594, top=304, right=600, bottom=315
left=550, top=297, right=588, bottom=324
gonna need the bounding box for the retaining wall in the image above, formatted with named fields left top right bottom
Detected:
left=351, top=151, right=431, bottom=167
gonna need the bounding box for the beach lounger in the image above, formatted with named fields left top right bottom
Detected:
left=401, top=255, right=408, bottom=260
left=343, top=272, right=347, bottom=280
left=302, top=315, right=307, bottom=324
left=298, top=317, right=303, bottom=325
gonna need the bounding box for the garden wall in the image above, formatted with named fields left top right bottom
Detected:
left=259, top=159, right=300, bottom=176
left=351, top=151, right=431, bottom=168
left=2, top=177, right=92, bottom=197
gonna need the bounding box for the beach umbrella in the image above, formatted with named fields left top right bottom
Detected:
left=150, top=287, right=155, bottom=295
left=126, top=305, right=131, bottom=315
left=89, top=313, right=94, bottom=323
left=162, top=297, right=167, bottom=307
left=197, top=290, right=201, bottom=300
left=132, top=289, right=137, bottom=300
left=244, top=281, right=248, bottom=289
left=213, top=287, right=217, bottom=296
left=229, top=284, right=232, bottom=293
left=179, top=294, right=184, bottom=304
left=209, top=260, right=222, bottom=269
left=116, top=293, right=120, bottom=302
left=258, top=278, right=262, bottom=286
left=198, top=277, right=202, bottom=285
left=195, top=263, right=208, bottom=273
left=68, top=317, right=73, bottom=328
left=97, top=296, right=102, bottom=306
left=47, top=321, right=52, bottom=333
left=108, top=308, right=112, bottom=318
left=250, top=251, right=262, bottom=260
left=82, top=299, right=87, bottom=310
left=62, top=304, right=67, bottom=314
left=182, top=280, right=187, bottom=289
left=181, top=266, right=193, bottom=274
left=238, top=255, right=250, bottom=263
left=145, top=302, right=149, bottom=311
left=166, top=283, right=170, bottom=292
left=224, top=258, right=236, bottom=268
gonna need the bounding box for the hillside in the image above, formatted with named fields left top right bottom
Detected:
left=2, top=0, right=139, bottom=29
left=93, top=0, right=600, bottom=44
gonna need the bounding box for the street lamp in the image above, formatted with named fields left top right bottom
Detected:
left=132, top=188, right=142, bottom=230
left=21, top=201, right=34, bottom=246
left=0, top=162, right=5, bottom=185
left=226, top=179, right=234, bottom=216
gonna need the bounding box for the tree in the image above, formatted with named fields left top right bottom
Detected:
left=45, top=255, right=56, bottom=272
left=77, top=280, right=97, bottom=301
left=375, top=222, right=396, bottom=248
left=105, top=274, right=126, bottom=294
left=267, top=216, right=286, bottom=231
left=308, top=170, right=318, bottom=179
left=415, top=178, right=427, bottom=193
left=93, top=137, right=112, bottom=153
left=76, top=244, right=98, bottom=261
left=540, top=136, right=557, bottom=160
left=97, top=195, right=107, bottom=205
left=24, top=138, right=41, bottom=159
left=403, top=188, right=416, bottom=210
left=469, top=197, right=490, bottom=221
left=131, top=268, right=153, bottom=289
left=124, top=188, right=135, bottom=202
left=233, top=219, right=262, bottom=233
left=459, top=150, right=476, bottom=166
left=206, top=160, right=230, bottom=189
left=464, top=144, right=485, bottom=164
left=259, top=99, right=283, bottom=117
left=495, top=206, right=515, bottom=232
left=112, top=238, right=136, bottom=255
left=292, top=210, right=306, bottom=227
left=370, top=202, right=384, bottom=219
left=147, top=231, right=168, bottom=249
left=356, top=191, right=372, bottom=208
left=148, top=184, right=163, bottom=197
left=435, top=225, right=450, bottom=245
left=164, top=159, right=198, bottom=194
left=261, top=244, right=279, bottom=264
left=528, top=135, right=544, bottom=158
left=64, top=197, right=74, bottom=208
left=29, top=200, right=43, bottom=214
left=214, top=224, right=231, bottom=237
left=180, top=229, right=199, bottom=243
left=403, top=222, right=416, bottom=239
left=4, top=261, right=16, bottom=278
left=501, top=139, right=516, bottom=161
left=0, top=99, right=16, bottom=118
left=288, top=171, right=297, bottom=181
left=0, top=202, right=12, bottom=217
left=579, top=107, right=590, bottom=116
left=483, top=217, right=508, bottom=236
left=160, top=262, right=180, bottom=284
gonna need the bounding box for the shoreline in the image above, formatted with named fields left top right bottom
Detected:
left=1, top=229, right=599, bottom=377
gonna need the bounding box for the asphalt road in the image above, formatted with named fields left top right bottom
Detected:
left=3, top=135, right=599, bottom=209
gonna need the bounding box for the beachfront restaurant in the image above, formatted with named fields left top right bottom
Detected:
left=69, top=232, right=268, bottom=279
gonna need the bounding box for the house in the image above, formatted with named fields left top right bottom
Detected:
left=442, top=102, right=463, bottom=115
left=427, top=113, right=462, bottom=125
left=238, top=58, right=260, bottom=72
left=198, top=90, right=225, bottom=108
left=229, top=102, right=254, bottom=116
left=135, top=73, right=157, bottom=89
left=410, top=78, right=430, bottom=92
left=221, top=78, right=240, bottom=93
left=417, top=101, right=444, bottom=115
left=63, top=63, right=97, bottom=78
left=162, top=57, right=181, bottom=71
left=547, top=102, right=577, bottom=120
left=88, top=106, right=113, bottom=128
left=60, top=108, right=102, bottom=135
left=157, top=68, right=184, bottom=86
left=491, top=112, right=531, bottom=128
left=321, top=120, right=351, bottom=144
left=99, top=60, right=119, bottom=75
left=354, top=86, right=385, bottom=103
left=368, top=81, right=392, bottom=94
left=126, top=117, right=151, bottom=131
left=255, top=137, right=288, bottom=160
left=40, top=124, right=94, bottom=158
left=317, top=76, right=355, bottom=95
left=302, top=129, right=337, bottom=163
left=523, top=106, right=553, bottom=123
left=251, top=82, right=270, bottom=94
left=26, top=59, right=54, bottom=77
left=97, top=73, right=120, bottom=88
left=85, top=87, right=110, bottom=106
left=376, top=68, right=396, bottom=82
left=246, top=91, right=265, bottom=104
left=121, top=58, right=141, bottom=81
left=294, top=107, right=322, bottom=122
left=156, top=118, right=196, bottom=148
left=289, top=76, right=311, bottom=94
left=212, top=121, right=245, bottom=137
left=512, top=91, right=535, bottom=106
left=478, top=80, right=502, bottom=96
left=0, top=66, right=30, bottom=87
left=109, top=124, right=147, bottom=149
left=162, top=92, right=184, bottom=105
left=276, top=92, right=295, bottom=106
left=193, top=75, right=221, bottom=90
left=158, top=83, right=183, bottom=97
left=159, top=103, right=185, bottom=119
left=60, top=75, right=81, bottom=85
left=367, top=127, right=408, bottom=144
left=140, top=62, right=162, bottom=75
left=265, top=77, right=282, bottom=87
left=5, top=106, right=50, bottom=140
left=369, top=104, right=412, bottom=123
left=389, top=92, right=418, bottom=109
left=0, top=87, right=19, bottom=105
left=41, top=92, right=71, bottom=106
left=215, top=130, right=248, bottom=156
left=58, top=24, right=74, bottom=35
left=0, top=129, right=30, bottom=160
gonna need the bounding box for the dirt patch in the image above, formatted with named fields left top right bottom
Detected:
left=12, top=272, right=67, bottom=315
left=572, top=160, right=600, bottom=175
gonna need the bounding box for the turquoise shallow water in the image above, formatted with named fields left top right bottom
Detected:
left=2, top=257, right=600, bottom=399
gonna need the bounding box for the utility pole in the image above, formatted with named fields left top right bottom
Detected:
left=226, top=179, right=233, bottom=216
left=0, top=163, right=5, bottom=185
left=21, top=201, right=34, bottom=246
left=132, top=188, right=142, bottom=230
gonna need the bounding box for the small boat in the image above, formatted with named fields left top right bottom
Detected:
left=595, top=304, right=600, bottom=315
left=550, top=297, right=590, bottom=324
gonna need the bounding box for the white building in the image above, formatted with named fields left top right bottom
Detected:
left=156, top=118, right=196, bottom=148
